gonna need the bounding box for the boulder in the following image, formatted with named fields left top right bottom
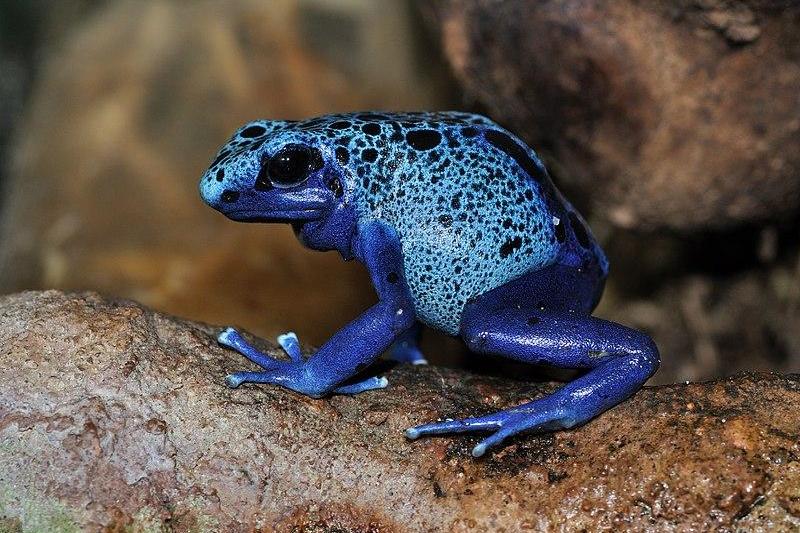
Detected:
left=424, top=0, right=800, bottom=231
left=1, top=291, right=798, bottom=531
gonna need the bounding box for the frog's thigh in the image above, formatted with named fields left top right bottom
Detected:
left=465, top=262, right=604, bottom=319
left=458, top=264, right=649, bottom=370
left=408, top=264, right=658, bottom=455
left=457, top=264, right=659, bottom=409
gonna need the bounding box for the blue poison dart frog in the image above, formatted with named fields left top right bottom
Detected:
left=199, top=112, right=659, bottom=457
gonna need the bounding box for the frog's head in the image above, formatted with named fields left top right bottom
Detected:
left=200, top=120, right=336, bottom=220
left=199, top=119, right=356, bottom=253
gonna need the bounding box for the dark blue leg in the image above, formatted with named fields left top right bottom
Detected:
left=218, top=329, right=388, bottom=394
left=218, top=220, right=417, bottom=398
left=405, top=265, right=659, bottom=457
left=389, top=322, right=427, bottom=365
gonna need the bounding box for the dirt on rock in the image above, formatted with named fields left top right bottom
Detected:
left=0, top=291, right=798, bottom=531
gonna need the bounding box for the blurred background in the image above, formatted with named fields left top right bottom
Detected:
left=0, top=0, right=797, bottom=384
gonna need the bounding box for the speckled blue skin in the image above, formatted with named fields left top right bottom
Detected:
left=199, top=111, right=659, bottom=457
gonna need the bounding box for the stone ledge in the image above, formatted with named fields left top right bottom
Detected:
left=0, top=290, right=798, bottom=531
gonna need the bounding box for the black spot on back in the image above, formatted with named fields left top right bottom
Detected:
left=499, top=236, right=523, bottom=258
left=406, top=129, right=442, bottom=151
left=329, top=120, right=351, bottom=130
left=568, top=212, right=592, bottom=248
left=362, top=123, right=381, bottom=136
left=215, top=169, right=224, bottom=182
left=240, top=125, right=266, bottom=138
left=461, top=127, right=478, bottom=138
left=438, top=214, right=453, bottom=227
left=362, top=148, right=378, bottom=162
left=484, top=130, right=547, bottom=183
left=327, top=177, right=343, bottom=198
left=336, top=147, right=349, bottom=165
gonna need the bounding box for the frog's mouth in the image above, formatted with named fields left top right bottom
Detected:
left=226, top=209, right=323, bottom=222
left=222, top=188, right=329, bottom=223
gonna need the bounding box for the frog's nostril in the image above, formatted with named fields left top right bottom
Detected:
left=221, top=190, right=240, bottom=203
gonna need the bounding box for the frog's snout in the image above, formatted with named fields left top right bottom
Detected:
left=200, top=156, right=253, bottom=215
left=199, top=175, right=239, bottom=210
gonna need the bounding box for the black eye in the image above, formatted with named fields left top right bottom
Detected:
left=266, top=145, right=322, bottom=188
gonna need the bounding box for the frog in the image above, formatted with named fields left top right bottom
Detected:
left=198, top=111, right=659, bottom=457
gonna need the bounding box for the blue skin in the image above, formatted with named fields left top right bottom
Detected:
left=199, top=112, right=659, bottom=457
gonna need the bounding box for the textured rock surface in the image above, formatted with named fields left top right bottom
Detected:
left=424, top=0, right=800, bottom=231
left=1, top=291, right=799, bottom=531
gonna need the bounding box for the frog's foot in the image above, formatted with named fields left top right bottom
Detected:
left=218, top=328, right=388, bottom=395
left=389, top=323, right=428, bottom=365
left=405, top=394, right=576, bottom=458
left=218, top=327, right=292, bottom=368
left=390, top=342, right=428, bottom=365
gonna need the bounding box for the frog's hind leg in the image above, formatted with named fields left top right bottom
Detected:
left=405, top=265, right=659, bottom=457
left=389, top=322, right=428, bottom=365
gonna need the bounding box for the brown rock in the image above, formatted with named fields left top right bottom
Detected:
left=1, top=291, right=799, bottom=531
left=424, top=0, right=800, bottom=231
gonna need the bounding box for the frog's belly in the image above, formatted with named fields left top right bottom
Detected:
left=402, top=235, right=558, bottom=335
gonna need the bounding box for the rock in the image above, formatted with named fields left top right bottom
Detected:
left=1, top=291, right=799, bottom=531
left=598, top=228, right=800, bottom=385
left=423, top=0, right=800, bottom=231
left=0, top=0, right=452, bottom=346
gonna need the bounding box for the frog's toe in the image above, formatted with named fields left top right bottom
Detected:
left=217, top=327, right=286, bottom=370
left=224, top=373, right=245, bottom=389
left=333, top=376, right=388, bottom=395
left=471, top=428, right=517, bottom=457
left=390, top=344, right=428, bottom=365
left=277, top=331, right=303, bottom=362
left=406, top=400, right=575, bottom=457
left=405, top=416, right=500, bottom=440
left=217, top=327, right=239, bottom=347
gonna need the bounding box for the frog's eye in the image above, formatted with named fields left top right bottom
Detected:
left=266, top=145, right=322, bottom=188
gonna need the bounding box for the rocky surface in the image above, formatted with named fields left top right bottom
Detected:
left=1, top=291, right=799, bottom=531
left=424, top=0, right=800, bottom=231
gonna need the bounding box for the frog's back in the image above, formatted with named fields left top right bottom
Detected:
left=329, top=112, right=607, bottom=334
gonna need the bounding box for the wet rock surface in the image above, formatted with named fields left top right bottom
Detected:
left=424, top=0, right=800, bottom=231
left=1, top=291, right=799, bottom=531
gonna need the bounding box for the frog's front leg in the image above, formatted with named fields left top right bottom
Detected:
left=406, top=274, right=659, bottom=457
left=219, top=220, right=416, bottom=398
left=218, top=329, right=388, bottom=394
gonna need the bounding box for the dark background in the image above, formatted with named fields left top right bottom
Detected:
left=0, top=0, right=798, bottom=384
